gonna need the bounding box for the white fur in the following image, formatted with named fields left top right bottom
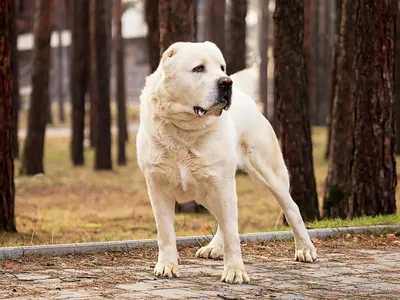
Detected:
left=136, top=42, right=317, bottom=284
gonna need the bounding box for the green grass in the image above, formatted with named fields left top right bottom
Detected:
left=306, top=214, right=400, bottom=229
left=269, top=214, right=400, bottom=232
left=1, top=125, right=399, bottom=247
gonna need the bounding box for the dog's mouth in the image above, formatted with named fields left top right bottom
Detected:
left=193, top=100, right=230, bottom=117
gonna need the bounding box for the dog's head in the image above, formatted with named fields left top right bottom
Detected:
left=159, top=42, right=232, bottom=118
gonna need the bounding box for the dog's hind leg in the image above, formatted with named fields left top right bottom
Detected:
left=239, top=122, right=317, bottom=262
left=195, top=224, right=224, bottom=260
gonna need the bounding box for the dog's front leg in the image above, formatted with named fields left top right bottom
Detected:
left=147, top=181, right=179, bottom=278
left=208, top=178, right=250, bottom=284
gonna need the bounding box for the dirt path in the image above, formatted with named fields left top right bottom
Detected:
left=1, top=233, right=399, bottom=299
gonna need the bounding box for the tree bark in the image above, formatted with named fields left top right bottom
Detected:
left=20, top=0, right=55, bottom=176
left=325, top=0, right=342, bottom=160
left=323, top=0, right=355, bottom=219
left=159, top=0, right=200, bottom=213
left=89, top=0, right=97, bottom=148
left=396, top=1, right=400, bottom=155
left=348, top=0, right=396, bottom=218
left=92, top=0, right=112, bottom=170
left=274, top=0, right=319, bottom=222
left=259, top=0, right=269, bottom=118
left=145, top=0, right=160, bottom=73
left=115, top=0, right=127, bottom=165
left=56, top=0, right=65, bottom=124
left=70, top=0, right=89, bottom=166
left=304, top=0, right=317, bottom=124
left=205, top=0, right=225, bottom=57
left=159, top=0, right=196, bottom=54
left=313, top=1, right=326, bottom=126
left=0, top=0, right=17, bottom=232
left=11, top=0, right=20, bottom=159
left=227, top=0, right=247, bottom=75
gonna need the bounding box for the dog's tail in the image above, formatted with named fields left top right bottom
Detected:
left=230, top=64, right=260, bottom=102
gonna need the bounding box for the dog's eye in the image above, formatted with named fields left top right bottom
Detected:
left=221, top=65, right=225, bottom=72
left=192, top=65, right=205, bottom=73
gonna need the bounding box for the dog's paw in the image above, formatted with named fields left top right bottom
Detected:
left=195, top=245, right=224, bottom=260
left=221, top=267, right=250, bottom=284
left=295, top=242, right=317, bottom=262
left=154, top=262, right=179, bottom=278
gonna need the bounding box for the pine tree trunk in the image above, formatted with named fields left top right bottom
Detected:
left=159, top=0, right=196, bottom=53
left=70, top=0, right=89, bottom=166
left=89, top=0, right=97, bottom=148
left=0, top=0, right=17, bottom=232
left=348, top=0, right=396, bottom=218
left=92, top=0, right=112, bottom=170
left=314, top=1, right=329, bottom=126
left=396, top=1, right=400, bottom=155
left=145, top=0, right=160, bottom=73
left=323, top=0, right=355, bottom=219
left=325, top=0, right=342, bottom=160
left=305, top=0, right=318, bottom=124
left=259, top=0, right=269, bottom=118
left=274, top=0, right=319, bottom=222
left=205, top=0, right=225, bottom=57
left=159, top=0, right=200, bottom=213
left=20, top=0, right=55, bottom=176
left=227, top=0, right=247, bottom=75
left=11, top=0, right=19, bottom=159
left=56, top=0, right=65, bottom=124
left=115, top=0, right=127, bottom=165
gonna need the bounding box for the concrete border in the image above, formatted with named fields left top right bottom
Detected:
left=1, top=225, right=399, bottom=260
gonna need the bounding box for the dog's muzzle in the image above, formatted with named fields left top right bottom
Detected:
left=217, top=76, right=233, bottom=110
left=193, top=76, right=233, bottom=116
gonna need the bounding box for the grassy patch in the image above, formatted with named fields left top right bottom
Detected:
left=306, top=214, right=400, bottom=229
left=265, top=214, right=400, bottom=233
left=2, top=126, right=399, bottom=247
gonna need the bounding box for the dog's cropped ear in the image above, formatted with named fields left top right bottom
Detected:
left=161, top=42, right=185, bottom=61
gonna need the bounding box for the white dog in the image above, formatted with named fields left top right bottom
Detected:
left=136, top=42, right=317, bottom=284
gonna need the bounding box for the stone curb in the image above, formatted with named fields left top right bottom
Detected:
left=1, top=225, right=399, bottom=260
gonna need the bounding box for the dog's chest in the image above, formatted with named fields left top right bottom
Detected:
left=148, top=146, right=214, bottom=193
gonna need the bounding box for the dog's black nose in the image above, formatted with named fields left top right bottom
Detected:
left=218, top=76, right=233, bottom=89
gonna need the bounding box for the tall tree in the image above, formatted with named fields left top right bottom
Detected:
left=159, top=0, right=199, bottom=213
left=274, top=0, right=319, bottom=222
left=11, top=0, right=20, bottom=159
left=323, top=0, right=355, bottom=218
left=313, top=1, right=326, bottom=125
left=227, top=0, right=247, bottom=74
left=20, top=0, right=55, bottom=175
left=205, top=0, right=225, bottom=57
left=0, top=0, right=17, bottom=232
left=396, top=1, right=400, bottom=155
left=325, top=0, right=342, bottom=160
left=348, top=0, right=396, bottom=217
left=56, top=0, right=65, bottom=123
left=89, top=0, right=97, bottom=148
left=115, top=0, right=128, bottom=165
left=70, top=0, right=89, bottom=166
left=159, top=0, right=196, bottom=53
left=145, top=0, right=160, bottom=73
left=91, top=0, right=112, bottom=170
left=259, top=0, right=269, bottom=118
left=304, top=0, right=316, bottom=125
